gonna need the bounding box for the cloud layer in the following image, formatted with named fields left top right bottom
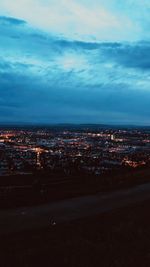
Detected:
left=0, top=0, right=150, bottom=124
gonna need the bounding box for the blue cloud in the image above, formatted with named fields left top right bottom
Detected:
left=0, top=14, right=150, bottom=125
left=99, top=42, right=150, bottom=70
left=0, top=16, right=26, bottom=25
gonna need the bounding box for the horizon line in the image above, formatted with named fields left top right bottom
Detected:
left=0, top=122, right=150, bottom=128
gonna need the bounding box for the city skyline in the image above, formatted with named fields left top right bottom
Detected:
left=0, top=0, right=150, bottom=125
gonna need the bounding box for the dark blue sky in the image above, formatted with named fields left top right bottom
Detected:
left=0, top=0, right=150, bottom=125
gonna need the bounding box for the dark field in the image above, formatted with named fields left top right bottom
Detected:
left=1, top=167, right=150, bottom=209
left=1, top=199, right=150, bottom=267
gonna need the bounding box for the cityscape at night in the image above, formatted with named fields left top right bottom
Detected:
left=1, top=126, right=150, bottom=178
left=1, top=0, right=150, bottom=266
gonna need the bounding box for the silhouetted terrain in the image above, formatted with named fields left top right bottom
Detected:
left=1, top=198, right=150, bottom=267
left=1, top=167, right=150, bottom=209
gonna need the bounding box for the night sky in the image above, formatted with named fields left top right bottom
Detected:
left=0, top=0, right=150, bottom=125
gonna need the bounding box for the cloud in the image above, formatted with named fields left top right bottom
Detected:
left=0, top=16, right=26, bottom=25
left=0, top=8, right=150, bottom=124
left=99, top=42, right=150, bottom=70
left=0, top=0, right=143, bottom=42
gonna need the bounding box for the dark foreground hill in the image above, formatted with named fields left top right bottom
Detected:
left=1, top=198, right=150, bottom=267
